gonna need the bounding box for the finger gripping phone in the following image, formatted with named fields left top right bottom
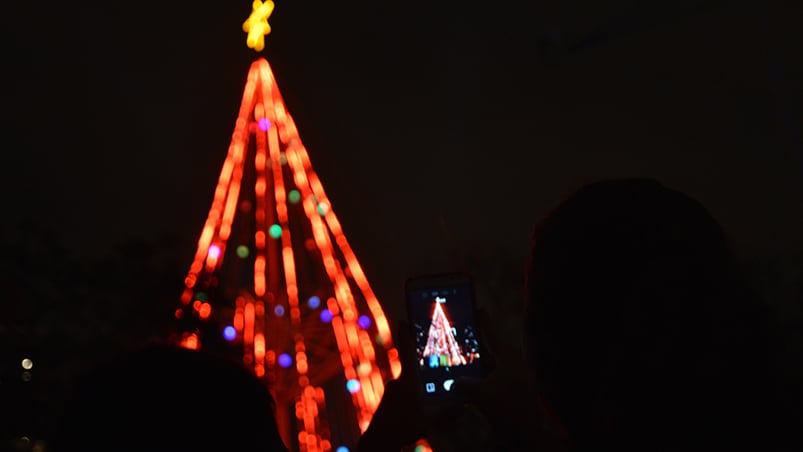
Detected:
left=404, top=272, right=484, bottom=406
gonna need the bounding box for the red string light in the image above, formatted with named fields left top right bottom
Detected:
left=177, top=58, right=400, bottom=451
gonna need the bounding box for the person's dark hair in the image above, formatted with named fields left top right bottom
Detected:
left=55, top=344, right=287, bottom=452
left=523, top=178, right=778, bottom=450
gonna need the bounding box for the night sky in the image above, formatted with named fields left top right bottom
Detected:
left=5, top=0, right=803, bottom=321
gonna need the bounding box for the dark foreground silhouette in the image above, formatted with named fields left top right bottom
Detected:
left=360, top=178, right=803, bottom=451
left=522, top=178, right=801, bottom=451
left=54, top=344, right=288, bottom=452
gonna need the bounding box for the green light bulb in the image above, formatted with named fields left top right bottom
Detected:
left=288, top=189, right=301, bottom=204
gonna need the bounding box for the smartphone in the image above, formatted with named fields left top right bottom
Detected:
left=404, top=272, right=484, bottom=407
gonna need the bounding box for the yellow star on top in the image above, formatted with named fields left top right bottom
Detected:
left=243, top=0, right=275, bottom=52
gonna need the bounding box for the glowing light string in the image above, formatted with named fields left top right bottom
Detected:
left=176, top=5, right=403, bottom=449
left=177, top=57, right=401, bottom=451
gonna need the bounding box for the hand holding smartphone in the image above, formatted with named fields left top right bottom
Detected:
left=359, top=273, right=488, bottom=451
left=404, top=272, right=485, bottom=411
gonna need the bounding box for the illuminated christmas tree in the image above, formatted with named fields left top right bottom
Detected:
left=172, top=2, right=401, bottom=451
left=422, top=298, right=467, bottom=368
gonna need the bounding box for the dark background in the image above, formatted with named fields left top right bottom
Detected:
left=3, top=0, right=803, bottom=449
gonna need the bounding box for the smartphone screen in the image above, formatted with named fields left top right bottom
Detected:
left=405, top=273, right=483, bottom=401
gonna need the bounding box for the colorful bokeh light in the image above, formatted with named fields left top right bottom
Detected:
left=357, top=315, right=371, bottom=329
left=258, top=117, right=271, bottom=131
left=357, top=362, right=372, bottom=377
left=268, top=224, right=282, bottom=239
left=208, top=244, right=221, bottom=259
left=288, top=189, right=301, bottom=204
left=320, top=309, right=333, bottom=323
left=346, top=379, right=361, bottom=394
left=223, top=326, right=237, bottom=341
left=274, top=305, right=285, bottom=317
left=307, top=295, right=321, bottom=309
left=278, top=353, right=292, bottom=368
left=236, top=245, right=250, bottom=258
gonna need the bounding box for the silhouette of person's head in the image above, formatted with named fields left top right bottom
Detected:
left=56, top=344, right=288, bottom=452
left=523, top=178, right=774, bottom=450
